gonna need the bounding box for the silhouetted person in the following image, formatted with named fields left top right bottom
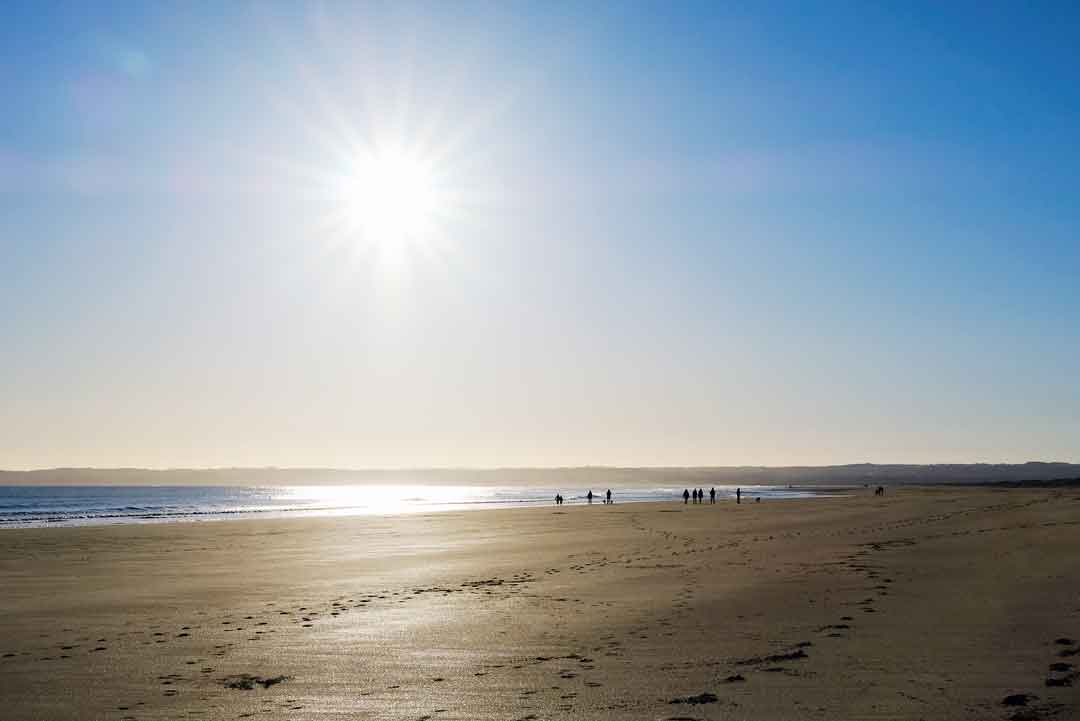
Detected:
left=605, top=489, right=612, bottom=504
left=709, top=487, right=715, bottom=504
left=698, top=488, right=704, bottom=504
left=683, top=488, right=690, bottom=504
left=587, top=490, right=593, bottom=504
left=736, top=487, right=741, bottom=504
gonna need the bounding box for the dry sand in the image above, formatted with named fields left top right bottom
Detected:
left=1, top=486, right=1079, bottom=720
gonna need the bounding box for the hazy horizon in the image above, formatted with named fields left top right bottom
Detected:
left=2, top=460, right=1078, bottom=472
left=3, top=462, right=1078, bottom=489
left=3, top=2, right=1077, bottom=469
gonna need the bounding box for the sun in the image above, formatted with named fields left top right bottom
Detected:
left=335, top=144, right=445, bottom=252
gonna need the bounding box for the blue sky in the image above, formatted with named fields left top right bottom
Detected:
left=1, top=1, right=1077, bottom=468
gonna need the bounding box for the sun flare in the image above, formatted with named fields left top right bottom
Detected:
left=336, top=144, right=445, bottom=250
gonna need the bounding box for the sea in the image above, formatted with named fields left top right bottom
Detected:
left=0, top=484, right=842, bottom=528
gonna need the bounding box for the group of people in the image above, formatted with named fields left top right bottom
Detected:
left=558, top=489, right=616, bottom=505
left=683, top=487, right=755, bottom=504
left=556, top=487, right=759, bottom=506
left=683, top=487, right=717, bottom=504
left=581, top=489, right=614, bottom=504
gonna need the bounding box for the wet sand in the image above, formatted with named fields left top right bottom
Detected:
left=1, top=486, right=1079, bottom=720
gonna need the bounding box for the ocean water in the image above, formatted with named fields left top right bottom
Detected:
left=0, top=484, right=839, bottom=528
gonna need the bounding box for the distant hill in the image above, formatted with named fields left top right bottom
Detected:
left=1, top=463, right=1078, bottom=487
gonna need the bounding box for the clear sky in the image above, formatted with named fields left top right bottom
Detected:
left=1, top=1, right=1077, bottom=469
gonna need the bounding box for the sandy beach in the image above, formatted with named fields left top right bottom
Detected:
left=1, top=486, right=1078, bottom=721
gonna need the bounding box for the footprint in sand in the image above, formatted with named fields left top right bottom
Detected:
left=1046, top=657, right=1078, bottom=687
left=668, top=692, right=718, bottom=705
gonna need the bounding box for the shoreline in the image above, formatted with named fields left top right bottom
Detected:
left=0, top=484, right=851, bottom=530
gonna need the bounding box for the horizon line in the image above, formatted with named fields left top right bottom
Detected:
left=2, top=460, right=1078, bottom=474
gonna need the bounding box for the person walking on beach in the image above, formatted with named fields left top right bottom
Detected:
left=587, top=489, right=594, bottom=504
left=683, top=488, right=690, bottom=504
left=605, top=489, right=612, bottom=504
left=709, top=487, right=715, bottom=504
left=736, top=487, right=741, bottom=504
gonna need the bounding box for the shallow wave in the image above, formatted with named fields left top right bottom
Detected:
left=0, top=496, right=564, bottom=527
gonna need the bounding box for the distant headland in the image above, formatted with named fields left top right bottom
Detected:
left=1, top=463, right=1078, bottom=487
